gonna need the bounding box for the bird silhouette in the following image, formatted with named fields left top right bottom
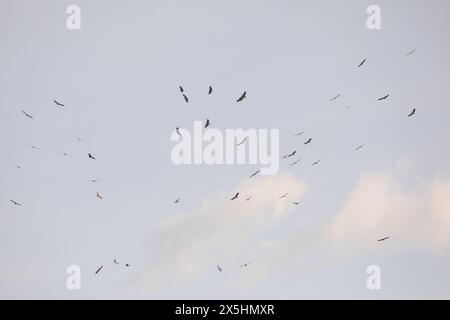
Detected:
left=174, top=198, right=180, bottom=204
left=290, top=159, right=300, bottom=166
left=183, top=94, right=189, bottom=103
left=89, top=179, right=101, bottom=183
left=22, top=111, right=34, bottom=119
left=406, top=49, right=416, bottom=56
left=208, top=86, right=213, bottom=95
left=279, top=192, right=289, bottom=199
left=230, top=192, right=239, bottom=200
left=294, top=131, right=306, bottom=136
left=357, top=58, right=367, bottom=68
left=217, top=265, right=223, bottom=272
left=293, top=201, right=301, bottom=205
left=236, top=137, right=247, bottom=146
left=250, top=169, right=260, bottom=178
left=312, top=159, right=322, bottom=166
left=237, top=91, right=247, bottom=102
left=245, top=196, right=252, bottom=201
left=88, top=153, right=96, bottom=160
left=113, top=259, right=119, bottom=265
left=96, top=192, right=103, bottom=200
left=407, top=108, right=416, bottom=117
left=95, top=266, right=103, bottom=275
left=204, top=119, right=210, bottom=128
left=283, top=150, right=296, bottom=159
left=10, top=199, right=22, bottom=206
left=377, top=94, right=390, bottom=101
left=240, top=263, right=250, bottom=268
left=355, top=145, right=365, bottom=151
left=304, top=138, right=312, bottom=145
left=176, top=127, right=182, bottom=136
left=53, top=100, right=65, bottom=107
left=179, top=86, right=184, bottom=93
left=377, top=237, right=390, bottom=242
left=329, top=94, right=341, bottom=102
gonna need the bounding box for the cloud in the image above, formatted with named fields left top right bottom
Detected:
left=135, top=172, right=307, bottom=295
left=328, top=170, right=450, bottom=253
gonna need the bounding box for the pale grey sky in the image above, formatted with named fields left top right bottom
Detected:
left=1, top=0, right=450, bottom=299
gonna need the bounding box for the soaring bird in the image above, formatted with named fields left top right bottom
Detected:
left=236, top=91, right=247, bottom=102
left=236, top=137, right=247, bottom=146
left=217, top=265, right=223, bottom=272
left=406, top=49, right=416, bottom=56
left=245, top=196, right=252, bottom=201
left=250, top=169, right=260, bottom=178
left=304, top=138, right=312, bottom=145
left=176, top=127, right=182, bottom=136
left=88, top=153, right=96, bottom=160
left=294, top=131, right=306, bottom=136
left=240, top=263, right=250, bottom=268
left=230, top=192, right=239, bottom=200
left=293, top=201, right=301, bottom=205
left=355, top=144, right=365, bottom=151
left=22, top=111, right=34, bottom=119
left=95, top=266, right=103, bottom=275
left=377, top=237, right=390, bottom=242
left=14, top=164, right=25, bottom=170
left=357, top=58, right=367, bottom=68
left=174, top=198, right=180, bottom=204
left=113, top=259, right=119, bottom=265
left=183, top=94, right=189, bottom=103
left=179, top=86, right=184, bottom=93
left=311, top=159, right=322, bottom=166
left=28, top=145, right=40, bottom=150
left=96, top=192, right=103, bottom=200
left=208, top=86, right=213, bottom=95
left=290, top=159, right=300, bottom=166
left=204, top=119, right=210, bottom=128
left=89, top=179, right=101, bottom=183
left=377, top=94, right=390, bottom=101
left=283, top=150, right=296, bottom=159
left=329, top=94, right=341, bottom=102
left=407, top=108, right=416, bottom=117
left=279, top=192, right=289, bottom=199
left=76, top=137, right=85, bottom=143
left=125, top=264, right=130, bottom=267
left=53, top=100, right=65, bottom=107
left=10, top=199, right=22, bottom=206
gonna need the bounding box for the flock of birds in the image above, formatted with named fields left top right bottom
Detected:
left=9, top=49, right=417, bottom=276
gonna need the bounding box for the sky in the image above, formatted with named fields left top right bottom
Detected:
left=1, top=0, right=450, bottom=299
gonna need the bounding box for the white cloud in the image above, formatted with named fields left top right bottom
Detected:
left=135, top=172, right=307, bottom=294
left=328, top=171, right=450, bottom=253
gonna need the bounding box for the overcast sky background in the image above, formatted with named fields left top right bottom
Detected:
left=1, top=0, right=450, bottom=299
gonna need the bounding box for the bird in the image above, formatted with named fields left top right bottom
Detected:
left=176, top=127, right=182, bottom=136
left=355, top=144, right=365, bottom=151
left=240, top=263, right=250, bottom=268
left=294, top=131, right=306, bottom=136
left=311, top=159, right=322, bottom=166
left=377, top=237, right=390, bottom=242
left=22, top=111, right=34, bottom=119
left=279, top=192, right=289, bottom=199
left=125, top=264, right=130, bottom=267
left=28, top=145, right=40, bottom=150
left=236, top=91, right=247, bottom=102
left=357, top=58, right=367, bottom=68
left=61, top=152, right=70, bottom=157
left=179, top=86, right=184, bottom=93
left=89, top=179, right=101, bottom=183
left=236, top=137, right=247, bottom=146
left=208, top=86, right=213, bottom=95
left=407, top=108, right=416, bottom=117
left=290, top=159, right=300, bottom=166
left=283, top=150, right=296, bottom=159
left=10, top=199, right=22, bottom=206
left=250, top=169, right=260, bottom=178
left=113, top=259, right=119, bottom=265
left=14, top=164, right=25, bottom=170
left=405, top=49, right=416, bottom=56
left=377, top=94, right=390, bottom=101
left=174, top=198, right=180, bottom=204
left=53, top=100, right=65, bottom=107
left=304, top=138, right=312, bottom=145
left=95, top=266, right=103, bottom=275
left=329, top=94, right=341, bottom=102
left=217, top=265, right=223, bottom=272
left=204, top=119, right=210, bottom=128
left=96, top=192, right=103, bottom=200
left=293, top=201, right=301, bottom=205
left=183, top=94, right=189, bottom=103
left=76, top=137, right=85, bottom=143
left=245, top=196, right=252, bottom=201
left=88, top=153, right=96, bottom=160
left=230, top=192, right=239, bottom=200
